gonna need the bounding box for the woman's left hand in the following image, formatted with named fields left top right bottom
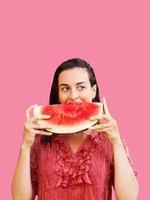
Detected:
left=89, top=97, right=122, bottom=144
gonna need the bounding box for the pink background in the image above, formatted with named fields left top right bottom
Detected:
left=0, top=0, right=149, bottom=199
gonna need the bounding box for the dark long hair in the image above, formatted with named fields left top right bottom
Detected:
left=41, top=58, right=100, bottom=145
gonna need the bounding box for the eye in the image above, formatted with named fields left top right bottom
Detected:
left=61, top=87, right=70, bottom=92
left=77, top=86, right=86, bottom=91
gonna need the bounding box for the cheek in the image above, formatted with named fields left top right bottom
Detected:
left=58, top=89, right=93, bottom=103
left=58, top=91, right=68, bottom=103
left=84, top=89, right=93, bottom=97
left=79, top=91, right=93, bottom=101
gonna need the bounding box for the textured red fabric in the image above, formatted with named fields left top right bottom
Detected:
left=30, top=131, right=114, bottom=200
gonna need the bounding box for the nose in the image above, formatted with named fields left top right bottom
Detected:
left=69, top=89, right=79, bottom=100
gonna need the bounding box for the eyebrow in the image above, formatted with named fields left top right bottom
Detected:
left=59, top=82, right=86, bottom=87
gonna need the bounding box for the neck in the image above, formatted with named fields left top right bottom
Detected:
left=66, top=130, right=90, bottom=144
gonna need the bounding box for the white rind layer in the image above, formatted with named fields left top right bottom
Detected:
left=37, top=119, right=98, bottom=134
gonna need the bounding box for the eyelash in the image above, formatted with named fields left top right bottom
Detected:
left=78, top=86, right=86, bottom=90
left=61, top=86, right=86, bottom=92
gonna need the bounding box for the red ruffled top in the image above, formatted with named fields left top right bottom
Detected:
left=54, top=131, right=103, bottom=187
left=30, top=131, right=136, bottom=200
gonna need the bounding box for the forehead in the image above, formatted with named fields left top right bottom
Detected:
left=58, top=68, right=90, bottom=84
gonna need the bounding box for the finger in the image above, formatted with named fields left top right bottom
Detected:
left=24, top=122, right=34, bottom=131
left=30, top=115, right=51, bottom=122
left=90, top=114, right=111, bottom=124
left=32, top=114, right=51, bottom=120
left=25, top=104, right=38, bottom=120
left=33, top=125, right=52, bottom=130
left=103, top=97, right=111, bottom=116
left=24, top=122, right=52, bottom=132
left=89, top=122, right=112, bottom=130
left=90, top=114, right=107, bottom=121
left=38, top=114, right=51, bottom=119
left=30, top=129, right=53, bottom=136
left=36, top=131, right=53, bottom=136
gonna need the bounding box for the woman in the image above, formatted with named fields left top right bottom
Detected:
left=12, top=58, right=139, bottom=200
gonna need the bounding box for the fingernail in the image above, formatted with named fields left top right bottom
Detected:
left=101, top=118, right=108, bottom=123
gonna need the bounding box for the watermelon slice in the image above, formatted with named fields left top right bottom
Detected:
left=33, top=102, right=103, bottom=134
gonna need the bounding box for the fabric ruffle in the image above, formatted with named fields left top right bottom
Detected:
left=54, top=132, right=104, bottom=187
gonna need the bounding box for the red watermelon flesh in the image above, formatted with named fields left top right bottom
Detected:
left=33, top=102, right=103, bottom=134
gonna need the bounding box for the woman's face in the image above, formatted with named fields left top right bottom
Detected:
left=58, top=67, right=97, bottom=104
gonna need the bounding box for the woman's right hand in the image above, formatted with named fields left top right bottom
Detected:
left=22, top=104, right=53, bottom=149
